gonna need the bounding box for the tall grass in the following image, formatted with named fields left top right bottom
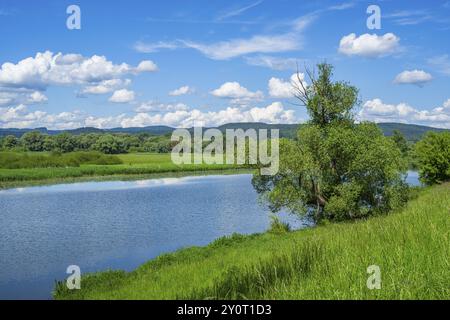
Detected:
left=0, top=152, right=244, bottom=188
left=54, top=183, right=450, bottom=300
left=0, top=151, right=121, bottom=169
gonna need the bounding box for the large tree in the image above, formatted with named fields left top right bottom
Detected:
left=21, top=131, right=45, bottom=152
left=253, top=64, right=408, bottom=222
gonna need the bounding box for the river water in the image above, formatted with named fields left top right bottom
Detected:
left=0, top=171, right=420, bottom=299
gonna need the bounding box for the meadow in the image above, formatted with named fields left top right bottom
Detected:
left=0, top=151, right=246, bottom=189
left=54, top=182, right=450, bottom=300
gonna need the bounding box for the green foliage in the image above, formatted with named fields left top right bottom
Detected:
left=390, top=129, right=409, bottom=156
left=93, top=134, right=127, bottom=154
left=268, top=215, right=291, bottom=234
left=21, top=131, right=45, bottom=151
left=2, top=135, right=20, bottom=149
left=302, top=63, right=358, bottom=127
left=54, top=132, right=76, bottom=153
left=414, top=131, right=450, bottom=185
left=0, top=151, right=122, bottom=169
left=253, top=64, right=408, bottom=222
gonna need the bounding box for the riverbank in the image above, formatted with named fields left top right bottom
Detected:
left=55, top=183, right=450, bottom=300
left=0, top=152, right=250, bottom=189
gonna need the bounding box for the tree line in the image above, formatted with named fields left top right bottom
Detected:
left=0, top=131, right=175, bottom=154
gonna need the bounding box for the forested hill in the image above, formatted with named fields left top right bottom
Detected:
left=0, top=122, right=447, bottom=141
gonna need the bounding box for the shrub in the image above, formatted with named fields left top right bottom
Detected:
left=414, top=132, right=450, bottom=185
left=268, top=215, right=291, bottom=234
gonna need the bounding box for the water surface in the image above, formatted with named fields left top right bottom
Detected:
left=0, top=171, right=420, bottom=299
left=0, top=174, right=308, bottom=299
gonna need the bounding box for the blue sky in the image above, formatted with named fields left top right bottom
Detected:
left=0, top=0, right=449, bottom=129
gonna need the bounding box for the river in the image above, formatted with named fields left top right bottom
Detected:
left=0, top=171, right=420, bottom=299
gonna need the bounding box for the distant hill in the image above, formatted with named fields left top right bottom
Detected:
left=0, top=122, right=447, bottom=141
left=376, top=123, right=447, bottom=141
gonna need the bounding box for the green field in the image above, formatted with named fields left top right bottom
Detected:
left=0, top=152, right=247, bottom=189
left=54, top=183, right=450, bottom=300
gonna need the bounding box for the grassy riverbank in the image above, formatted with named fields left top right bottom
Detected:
left=54, top=183, right=450, bottom=300
left=0, top=152, right=246, bottom=189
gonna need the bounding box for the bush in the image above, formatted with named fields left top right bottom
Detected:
left=268, top=215, right=291, bottom=234
left=414, top=132, right=450, bottom=185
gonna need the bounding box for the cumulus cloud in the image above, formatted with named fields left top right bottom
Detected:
left=80, top=79, right=131, bottom=95
left=0, top=89, right=48, bottom=106
left=0, top=105, right=85, bottom=129
left=338, top=33, right=400, bottom=58
left=211, top=82, right=264, bottom=105
left=169, top=85, right=193, bottom=96
left=109, top=89, right=135, bottom=103
left=394, top=70, right=432, bottom=86
left=27, top=91, right=48, bottom=103
left=1, top=102, right=297, bottom=129
left=121, top=102, right=296, bottom=128
left=268, top=73, right=307, bottom=98
left=359, top=98, right=450, bottom=128
left=135, top=101, right=189, bottom=113
left=136, top=60, right=158, bottom=72
left=0, top=51, right=157, bottom=90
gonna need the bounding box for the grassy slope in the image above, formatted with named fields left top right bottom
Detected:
left=0, top=153, right=246, bottom=189
left=55, top=183, right=450, bottom=300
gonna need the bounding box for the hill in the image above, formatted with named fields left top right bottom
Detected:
left=0, top=122, right=447, bottom=141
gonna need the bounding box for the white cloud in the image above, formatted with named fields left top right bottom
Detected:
left=133, top=41, right=179, bottom=53
left=169, top=85, right=193, bottom=96
left=268, top=73, right=307, bottom=98
left=428, top=55, right=450, bottom=75
left=216, top=0, right=263, bottom=21
left=109, top=89, right=135, bottom=103
left=135, top=101, right=189, bottom=113
left=0, top=89, right=48, bottom=106
left=135, top=60, right=158, bottom=72
left=359, top=98, right=450, bottom=128
left=28, top=91, right=48, bottom=103
left=80, top=79, right=131, bottom=95
left=394, top=70, right=432, bottom=86
left=211, top=81, right=264, bottom=105
left=0, top=51, right=157, bottom=90
left=244, top=55, right=299, bottom=70
left=384, top=10, right=433, bottom=26
left=182, top=33, right=301, bottom=60
left=0, top=105, right=85, bottom=129
left=1, top=102, right=297, bottom=129
left=133, top=12, right=318, bottom=60
left=120, top=102, right=296, bottom=128
left=338, top=33, right=400, bottom=58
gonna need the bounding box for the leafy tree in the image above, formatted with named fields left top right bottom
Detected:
left=43, top=136, right=56, bottom=151
left=54, top=133, right=76, bottom=153
left=2, top=135, right=20, bottom=149
left=390, top=129, right=409, bottom=157
left=21, top=131, right=45, bottom=151
left=253, top=64, right=408, bottom=222
left=93, top=134, right=127, bottom=154
left=78, top=133, right=100, bottom=150
left=414, top=132, right=450, bottom=185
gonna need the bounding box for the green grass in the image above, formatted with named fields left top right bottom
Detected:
left=0, top=152, right=246, bottom=189
left=54, top=183, right=450, bottom=300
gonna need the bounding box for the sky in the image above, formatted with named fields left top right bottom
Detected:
left=0, top=0, right=449, bottom=129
